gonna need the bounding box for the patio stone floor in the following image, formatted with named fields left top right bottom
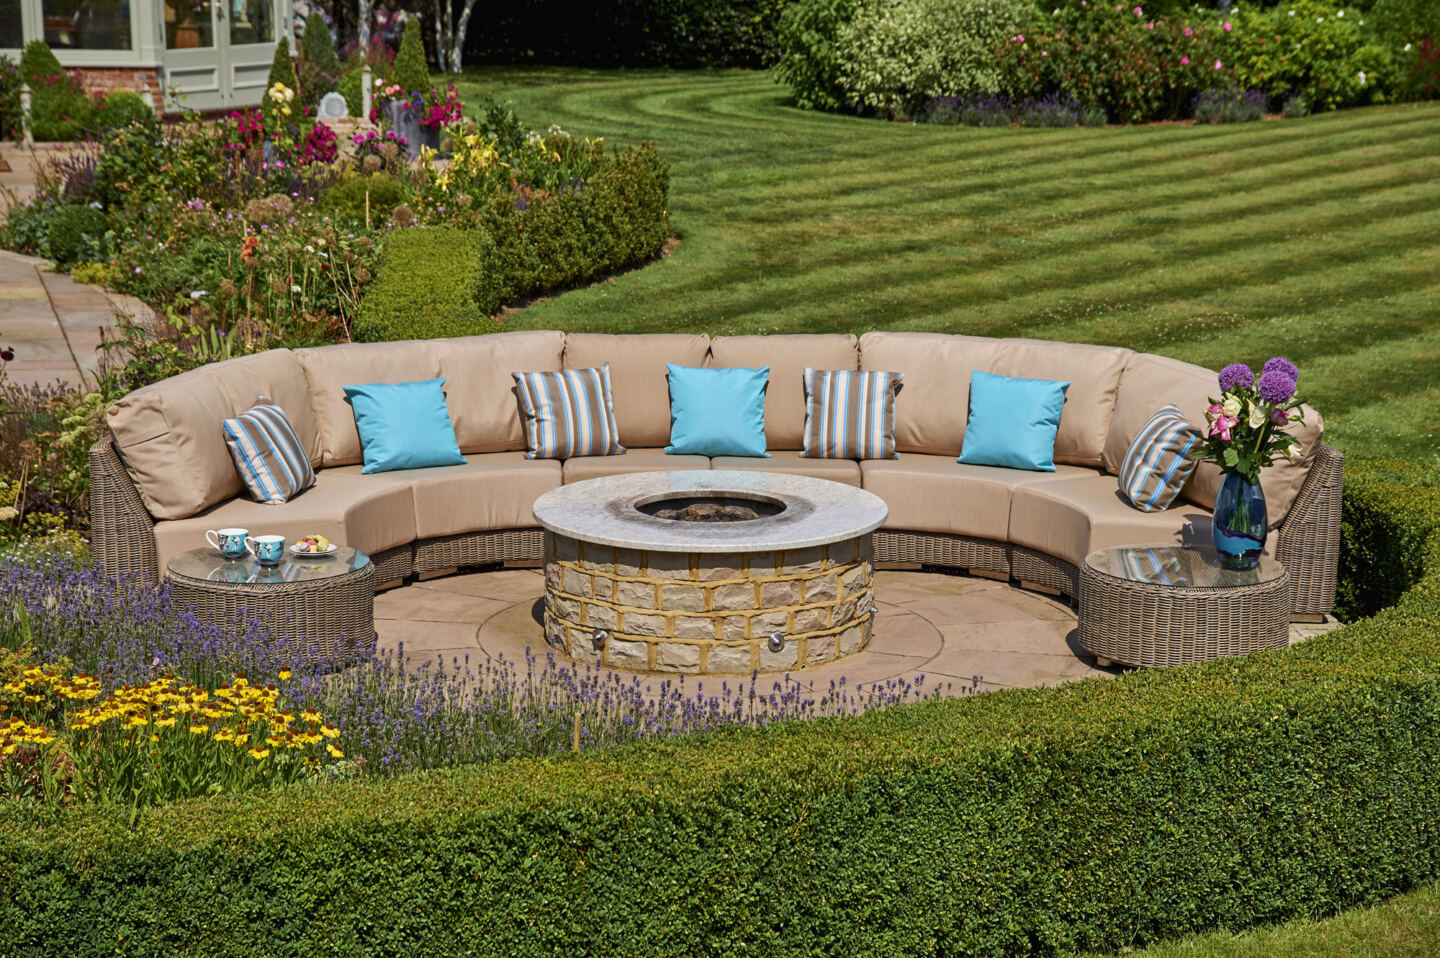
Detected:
left=373, top=567, right=1341, bottom=696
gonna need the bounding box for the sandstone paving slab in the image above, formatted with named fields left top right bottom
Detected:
left=375, top=618, right=482, bottom=655
left=871, top=570, right=1009, bottom=605
left=374, top=587, right=511, bottom=624
left=923, top=648, right=1110, bottom=689
left=869, top=608, right=944, bottom=658
left=414, top=568, right=546, bottom=603
left=927, top=619, right=1081, bottom=656
left=902, top=587, right=1075, bottom=625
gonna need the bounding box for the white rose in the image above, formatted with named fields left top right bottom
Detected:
left=1283, top=444, right=1301, bottom=462
left=1222, top=396, right=1242, bottom=418
left=1247, top=402, right=1266, bottom=429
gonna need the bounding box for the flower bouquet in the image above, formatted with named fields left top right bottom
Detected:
left=1191, top=357, right=1305, bottom=569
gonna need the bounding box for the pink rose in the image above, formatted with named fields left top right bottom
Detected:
left=1181, top=56, right=1190, bottom=65
left=1270, top=408, right=1289, bottom=426
left=1215, top=59, right=1224, bottom=69
left=1147, top=22, right=1154, bottom=29
left=1223, top=21, right=1232, bottom=31
left=1206, top=403, right=1224, bottom=420
left=1134, top=6, right=1142, bottom=13
left=1184, top=26, right=1193, bottom=36
left=1210, top=415, right=1238, bottom=441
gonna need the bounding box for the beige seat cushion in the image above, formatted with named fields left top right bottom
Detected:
left=990, top=338, right=1132, bottom=467
left=332, top=454, right=562, bottom=539
left=294, top=341, right=442, bottom=466
left=1009, top=473, right=1225, bottom=568
left=563, top=448, right=709, bottom=484
left=107, top=364, right=246, bottom=521
left=711, top=450, right=861, bottom=486
left=1103, top=353, right=1324, bottom=525
left=862, top=455, right=1096, bottom=540
left=564, top=333, right=710, bottom=449
left=859, top=331, right=1007, bottom=456
left=432, top=331, right=565, bottom=454
left=708, top=334, right=858, bottom=450
left=152, top=468, right=417, bottom=574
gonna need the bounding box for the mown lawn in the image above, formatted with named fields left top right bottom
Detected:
left=452, top=67, right=1440, bottom=466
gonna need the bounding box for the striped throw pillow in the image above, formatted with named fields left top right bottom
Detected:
left=1117, top=404, right=1199, bottom=512
left=222, top=398, right=316, bottom=505
left=800, top=368, right=903, bottom=460
left=512, top=365, right=625, bottom=460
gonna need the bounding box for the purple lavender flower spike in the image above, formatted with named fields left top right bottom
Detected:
left=1262, top=356, right=1298, bottom=382
left=1218, top=363, right=1254, bottom=392
left=1258, top=369, right=1297, bottom=405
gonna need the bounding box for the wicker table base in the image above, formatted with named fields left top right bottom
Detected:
left=166, top=547, right=376, bottom=660
left=1078, top=546, right=1290, bottom=669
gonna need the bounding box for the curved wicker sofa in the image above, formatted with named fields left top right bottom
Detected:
left=90, top=331, right=1341, bottom=619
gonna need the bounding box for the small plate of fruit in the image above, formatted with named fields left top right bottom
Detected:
left=290, top=534, right=337, bottom=556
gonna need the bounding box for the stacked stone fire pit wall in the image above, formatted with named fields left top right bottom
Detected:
left=543, top=532, right=874, bottom=674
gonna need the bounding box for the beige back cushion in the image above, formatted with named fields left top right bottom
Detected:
left=990, top=338, right=1133, bottom=467
left=433, top=330, right=565, bottom=453
left=202, top=350, right=321, bottom=465
left=858, top=332, right=1008, bottom=455
left=709, top=334, right=858, bottom=450
left=106, top=365, right=246, bottom=520
left=294, top=341, right=442, bottom=466
left=564, top=333, right=710, bottom=449
left=1105, top=352, right=1325, bottom=526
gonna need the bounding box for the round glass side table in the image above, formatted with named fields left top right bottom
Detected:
left=1078, top=545, right=1289, bottom=668
left=165, top=547, right=376, bottom=658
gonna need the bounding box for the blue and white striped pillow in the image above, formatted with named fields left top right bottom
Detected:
left=512, top=365, right=625, bottom=460
left=800, top=368, right=903, bottom=460
left=1117, top=404, right=1199, bottom=512
left=222, top=398, right=315, bottom=505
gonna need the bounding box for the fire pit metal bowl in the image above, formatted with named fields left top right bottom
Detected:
left=532, top=470, right=888, bottom=674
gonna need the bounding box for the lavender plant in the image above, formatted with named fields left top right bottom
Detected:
left=1193, top=87, right=1268, bottom=123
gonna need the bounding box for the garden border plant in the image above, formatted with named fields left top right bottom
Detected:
left=0, top=459, right=1437, bottom=955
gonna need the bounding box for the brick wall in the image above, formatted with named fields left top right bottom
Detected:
left=74, top=68, right=163, bottom=115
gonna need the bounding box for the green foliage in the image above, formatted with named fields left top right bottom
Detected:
left=1220, top=0, right=1397, bottom=111
left=92, top=90, right=155, bottom=131
left=773, top=0, right=861, bottom=111
left=44, top=205, right=107, bottom=266
left=316, top=172, right=407, bottom=225
left=1283, top=93, right=1312, bottom=117
left=834, top=0, right=1030, bottom=115
left=20, top=41, right=92, bottom=141
left=0, top=54, right=24, bottom=141
left=394, top=18, right=430, bottom=96
left=338, top=58, right=363, bottom=117
left=3, top=462, right=1440, bottom=953
left=354, top=227, right=498, bottom=341
left=266, top=35, right=298, bottom=94
left=298, top=13, right=340, bottom=108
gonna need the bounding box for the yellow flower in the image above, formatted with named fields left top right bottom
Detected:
left=278, top=669, right=291, bottom=681
left=190, top=724, right=209, bottom=735
left=214, top=729, right=235, bottom=742
left=233, top=733, right=249, bottom=746
left=154, top=716, right=176, bottom=728
left=300, top=709, right=322, bottom=724
left=30, top=733, right=56, bottom=745
left=127, top=715, right=148, bottom=728
left=326, top=744, right=343, bottom=759
left=248, top=747, right=271, bottom=760
left=321, top=724, right=339, bottom=739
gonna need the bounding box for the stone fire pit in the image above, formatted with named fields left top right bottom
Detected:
left=532, top=471, right=888, bottom=674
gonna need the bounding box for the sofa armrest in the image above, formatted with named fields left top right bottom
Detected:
left=89, top=435, right=160, bottom=583
left=1275, top=441, right=1342, bottom=617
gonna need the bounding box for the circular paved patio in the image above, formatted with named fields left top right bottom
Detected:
left=374, top=567, right=1118, bottom=696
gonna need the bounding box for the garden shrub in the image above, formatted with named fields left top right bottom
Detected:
left=353, top=227, right=496, bottom=341
left=394, top=18, right=430, bottom=96
left=1283, top=93, right=1312, bottom=117
left=44, top=205, right=107, bottom=266
left=0, top=55, right=23, bottom=141
left=20, top=41, right=92, bottom=141
left=298, top=13, right=340, bottom=107
left=317, top=172, right=407, bottom=225
left=3, top=459, right=1440, bottom=955
left=91, top=90, right=155, bottom=132
left=265, top=36, right=298, bottom=95
left=1192, top=87, right=1267, bottom=124
left=833, top=0, right=1029, bottom=116
left=773, top=0, right=862, bottom=111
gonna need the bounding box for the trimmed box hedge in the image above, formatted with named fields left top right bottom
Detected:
left=3, top=459, right=1439, bottom=955
left=354, top=143, right=670, bottom=342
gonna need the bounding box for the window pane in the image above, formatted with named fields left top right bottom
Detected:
left=165, top=0, right=213, bottom=49
left=230, top=0, right=272, bottom=46
left=0, top=0, right=21, bottom=49
left=44, top=0, right=132, bottom=50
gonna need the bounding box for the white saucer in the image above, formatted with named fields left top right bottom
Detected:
left=289, top=543, right=338, bottom=556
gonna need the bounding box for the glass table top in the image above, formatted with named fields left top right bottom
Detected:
left=1084, top=545, right=1284, bottom=590
left=168, top=547, right=370, bottom=586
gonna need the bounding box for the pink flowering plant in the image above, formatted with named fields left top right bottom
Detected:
left=1192, top=358, right=1305, bottom=483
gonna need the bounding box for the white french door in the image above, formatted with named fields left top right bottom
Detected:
left=163, top=0, right=285, bottom=110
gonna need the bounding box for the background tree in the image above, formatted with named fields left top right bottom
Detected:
left=394, top=18, right=430, bottom=92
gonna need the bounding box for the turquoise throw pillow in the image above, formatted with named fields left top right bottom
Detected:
left=957, top=370, right=1070, bottom=472
left=342, top=377, right=467, bottom=474
left=665, top=364, right=770, bottom=458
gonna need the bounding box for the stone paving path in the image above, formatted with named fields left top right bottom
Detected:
left=373, top=567, right=1339, bottom=696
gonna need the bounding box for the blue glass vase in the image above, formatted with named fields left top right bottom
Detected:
left=1213, top=472, right=1267, bottom=571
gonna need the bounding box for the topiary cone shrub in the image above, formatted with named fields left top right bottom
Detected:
left=393, top=18, right=430, bottom=96
left=19, top=40, right=92, bottom=141
left=299, top=13, right=340, bottom=108
left=266, top=36, right=298, bottom=96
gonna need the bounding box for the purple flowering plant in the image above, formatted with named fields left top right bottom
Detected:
left=1192, top=356, right=1305, bottom=483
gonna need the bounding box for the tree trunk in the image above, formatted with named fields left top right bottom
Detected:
left=432, top=0, right=452, bottom=74
left=357, top=0, right=372, bottom=50
left=448, top=0, right=479, bottom=74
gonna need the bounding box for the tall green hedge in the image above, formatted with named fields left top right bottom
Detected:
left=355, top=142, right=670, bottom=341
left=3, top=459, right=1440, bottom=955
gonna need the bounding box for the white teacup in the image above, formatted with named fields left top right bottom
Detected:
left=245, top=534, right=287, bottom=566
left=206, top=527, right=249, bottom=559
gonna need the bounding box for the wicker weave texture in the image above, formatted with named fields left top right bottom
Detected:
left=873, top=531, right=1009, bottom=574
left=89, top=438, right=159, bottom=583
left=414, top=529, right=544, bottom=572
left=1077, top=558, right=1290, bottom=668
left=1275, top=442, right=1343, bottom=615
left=167, top=561, right=376, bottom=660
left=1011, top=546, right=1081, bottom=599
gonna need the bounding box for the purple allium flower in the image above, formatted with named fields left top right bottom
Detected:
left=1262, top=356, right=1298, bottom=381
left=1218, top=363, right=1254, bottom=392
left=1258, top=369, right=1297, bottom=405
